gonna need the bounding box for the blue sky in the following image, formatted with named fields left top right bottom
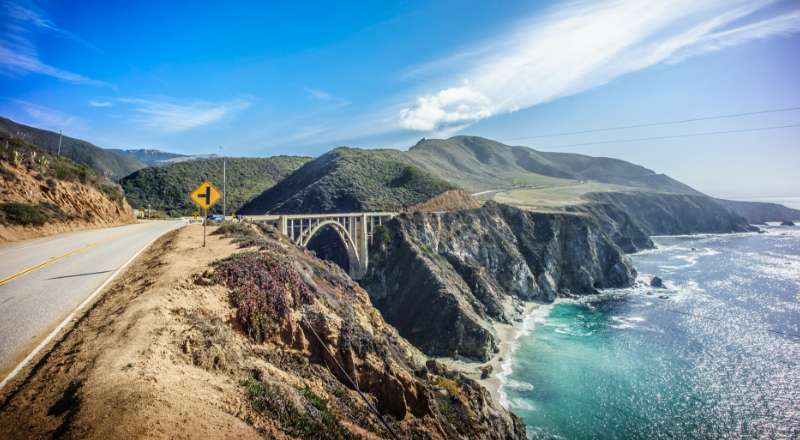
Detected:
left=1, top=0, right=799, bottom=199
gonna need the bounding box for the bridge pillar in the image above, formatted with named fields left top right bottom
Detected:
left=279, top=216, right=288, bottom=236
left=353, top=213, right=369, bottom=279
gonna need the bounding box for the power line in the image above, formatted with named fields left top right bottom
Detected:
left=530, top=123, right=800, bottom=150
left=504, top=106, right=800, bottom=141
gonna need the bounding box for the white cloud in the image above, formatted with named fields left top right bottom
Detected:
left=119, top=98, right=252, bottom=133
left=399, top=85, right=492, bottom=131
left=0, top=1, right=106, bottom=84
left=89, top=100, right=112, bottom=107
left=397, top=0, right=800, bottom=132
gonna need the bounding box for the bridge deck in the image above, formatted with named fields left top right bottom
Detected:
left=242, top=212, right=397, bottom=221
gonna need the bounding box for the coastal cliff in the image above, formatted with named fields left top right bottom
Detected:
left=581, top=192, right=757, bottom=235
left=362, top=202, right=637, bottom=360
left=362, top=192, right=757, bottom=361
left=714, top=198, right=800, bottom=224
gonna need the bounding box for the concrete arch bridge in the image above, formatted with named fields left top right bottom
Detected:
left=245, top=212, right=396, bottom=279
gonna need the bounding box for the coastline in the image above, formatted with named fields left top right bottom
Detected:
left=437, top=301, right=541, bottom=407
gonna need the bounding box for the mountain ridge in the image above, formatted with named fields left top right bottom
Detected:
left=0, top=117, right=147, bottom=179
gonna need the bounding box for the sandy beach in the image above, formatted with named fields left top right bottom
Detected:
left=437, top=301, right=540, bottom=406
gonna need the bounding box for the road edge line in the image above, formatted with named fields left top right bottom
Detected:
left=0, top=223, right=183, bottom=392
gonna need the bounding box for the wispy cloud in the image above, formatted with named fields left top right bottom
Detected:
left=304, top=86, right=332, bottom=100
left=88, top=100, right=112, bottom=107
left=119, top=97, right=252, bottom=133
left=302, top=85, right=351, bottom=110
left=397, top=0, right=800, bottom=132
left=3, top=1, right=101, bottom=53
left=13, top=99, right=79, bottom=129
left=0, top=0, right=106, bottom=85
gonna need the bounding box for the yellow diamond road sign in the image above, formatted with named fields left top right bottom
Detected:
left=190, top=181, right=221, bottom=210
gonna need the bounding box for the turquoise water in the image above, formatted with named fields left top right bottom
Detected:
left=501, top=225, right=800, bottom=439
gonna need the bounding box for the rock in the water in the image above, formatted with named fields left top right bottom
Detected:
left=650, top=276, right=665, bottom=288
left=659, top=295, right=670, bottom=300
left=781, top=220, right=795, bottom=226
left=480, top=364, right=493, bottom=379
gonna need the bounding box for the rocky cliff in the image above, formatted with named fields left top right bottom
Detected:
left=714, top=198, right=800, bottom=224
left=362, top=202, right=637, bottom=360
left=580, top=191, right=757, bottom=235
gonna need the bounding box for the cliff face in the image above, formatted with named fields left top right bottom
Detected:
left=362, top=202, right=637, bottom=360
left=581, top=192, right=757, bottom=235
left=714, top=198, right=800, bottom=224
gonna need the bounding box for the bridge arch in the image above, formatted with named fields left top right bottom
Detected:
left=301, top=220, right=362, bottom=275
left=245, top=212, right=396, bottom=279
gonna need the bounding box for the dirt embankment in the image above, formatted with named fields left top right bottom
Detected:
left=404, top=189, right=482, bottom=213
left=0, top=223, right=525, bottom=439
left=0, top=160, right=134, bottom=243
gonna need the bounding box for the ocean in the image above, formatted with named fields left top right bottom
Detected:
left=499, top=224, right=800, bottom=439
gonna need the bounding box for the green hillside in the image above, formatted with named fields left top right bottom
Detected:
left=0, top=117, right=146, bottom=179
left=120, top=156, right=310, bottom=216
left=238, top=147, right=456, bottom=214
left=405, top=136, right=702, bottom=195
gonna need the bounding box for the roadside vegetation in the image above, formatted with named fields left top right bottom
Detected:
left=212, top=250, right=313, bottom=342
left=0, top=202, right=71, bottom=226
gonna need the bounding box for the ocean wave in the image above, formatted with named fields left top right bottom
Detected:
left=553, top=325, right=595, bottom=337
left=497, top=302, right=556, bottom=409
left=508, top=398, right=536, bottom=411
left=609, top=315, right=646, bottom=330
left=659, top=247, right=721, bottom=271
left=505, top=379, right=535, bottom=391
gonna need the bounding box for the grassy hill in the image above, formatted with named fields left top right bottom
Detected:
left=0, top=117, right=146, bottom=179
left=238, top=147, right=456, bottom=214
left=405, top=136, right=702, bottom=195
left=120, top=156, right=310, bottom=216
left=237, top=136, right=706, bottom=214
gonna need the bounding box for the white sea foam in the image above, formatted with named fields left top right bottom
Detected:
left=508, top=398, right=536, bottom=411
left=497, top=302, right=555, bottom=409
left=505, top=379, right=535, bottom=391
left=609, top=315, right=646, bottom=330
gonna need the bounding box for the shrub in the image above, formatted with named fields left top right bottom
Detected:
left=213, top=252, right=313, bottom=342
left=436, top=377, right=464, bottom=402
left=97, top=183, right=123, bottom=205
left=0, top=202, right=66, bottom=226
left=241, top=378, right=351, bottom=439
left=372, top=224, right=391, bottom=247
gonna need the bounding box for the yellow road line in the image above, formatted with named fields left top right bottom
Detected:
left=0, top=231, right=130, bottom=287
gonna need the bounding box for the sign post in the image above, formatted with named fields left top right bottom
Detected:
left=190, top=180, right=222, bottom=247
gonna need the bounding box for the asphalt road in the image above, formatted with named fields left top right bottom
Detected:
left=0, top=221, right=183, bottom=377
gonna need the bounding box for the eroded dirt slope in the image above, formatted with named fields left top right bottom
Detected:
left=0, top=159, right=134, bottom=242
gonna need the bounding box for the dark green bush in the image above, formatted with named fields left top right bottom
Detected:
left=241, top=378, right=351, bottom=439
left=0, top=202, right=68, bottom=226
